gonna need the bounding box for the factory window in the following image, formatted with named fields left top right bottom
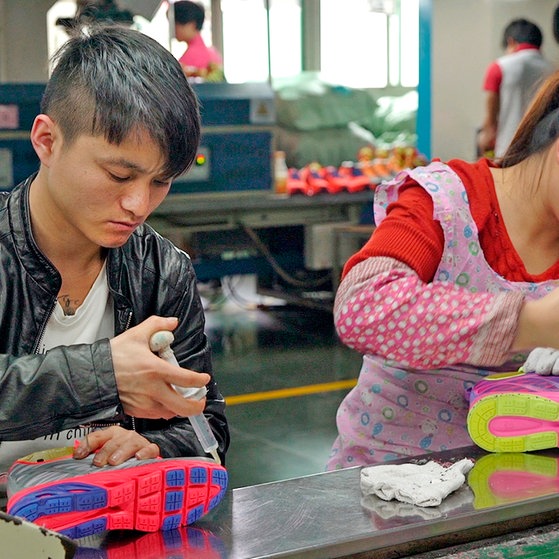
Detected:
left=399, top=0, right=419, bottom=87
left=320, top=1, right=388, bottom=89
left=320, top=0, right=418, bottom=88
left=47, top=0, right=418, bottom=89
left=222, top=0, right=302, bottom=83
left=221, top=0, right=418, bottom=87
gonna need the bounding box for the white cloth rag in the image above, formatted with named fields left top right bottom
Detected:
left=360, top=458, right=474, bottom=507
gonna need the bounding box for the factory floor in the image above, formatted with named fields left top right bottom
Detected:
left=200, top=275, right=362, bottom=489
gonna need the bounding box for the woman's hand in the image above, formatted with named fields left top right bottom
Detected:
left=522, top=347, right=559, bottom=376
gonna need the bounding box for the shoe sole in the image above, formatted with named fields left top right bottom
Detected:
left=468, top=452, right=559, bottom=509
left=7, top=459, right=227, bottom=539
left=467, top=393, right=559, bottom=452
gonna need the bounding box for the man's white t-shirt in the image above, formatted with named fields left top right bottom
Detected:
left=0, top=263, right=114, bottom=474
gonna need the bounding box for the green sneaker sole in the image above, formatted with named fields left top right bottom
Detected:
left=467, top=393, right=559, bottom=452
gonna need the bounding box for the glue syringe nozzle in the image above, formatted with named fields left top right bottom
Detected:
left=149, top=330, right=221, bottom=465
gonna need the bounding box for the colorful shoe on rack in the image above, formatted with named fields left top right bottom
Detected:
left=467, top=370, right=559, bottom=452
left=338, top=162, right=373, bottom=192
left=468, top=452, right=559, bottom=509
left=299, top=163, right=329, bottom=195
left=322, top=166, right=348, bottom=194
left=286, top=168, right=307, bottom=196
left=7, top=447, right=228, bottom=539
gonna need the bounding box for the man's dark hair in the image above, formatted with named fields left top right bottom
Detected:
left=174, top=1, right=205, bottom=30
left=502, top=18, right=543, bottom=49
left=41, top=25, right=200, bottom=179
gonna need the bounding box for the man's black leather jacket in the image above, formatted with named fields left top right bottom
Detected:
left=0, top=176, right=229, bottom=462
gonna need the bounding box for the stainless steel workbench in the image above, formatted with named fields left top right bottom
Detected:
left=73, top=445, right=559, bottom=558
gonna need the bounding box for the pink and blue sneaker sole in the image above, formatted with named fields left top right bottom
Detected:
left=7, top=458, right=228, bottom=539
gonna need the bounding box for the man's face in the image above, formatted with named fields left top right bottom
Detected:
left=36, top=121, right=172, bottom=250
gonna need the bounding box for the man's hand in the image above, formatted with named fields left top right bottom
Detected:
left=109, top=315, right=210, bottom=419
left=477, top=125, right=496, bottom=155
left=73, top=425, right=159, bottom=466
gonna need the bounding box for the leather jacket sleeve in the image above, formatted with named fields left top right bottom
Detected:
left=0, top=340, right=123, bottom=439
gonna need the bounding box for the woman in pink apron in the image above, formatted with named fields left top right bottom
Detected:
left=328, top=71, right=559, bottom=469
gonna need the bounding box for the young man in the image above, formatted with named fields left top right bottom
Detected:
left=173, top=0, right=224, bottom=82
left=478, top=18, right=553, bottom=158
left=0, top=25, right=229, bottom=534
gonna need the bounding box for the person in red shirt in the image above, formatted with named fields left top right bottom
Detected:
left=328, top=71, right=559, bottom=469
left=478, top=18, right=553, bottom=158
left=173, top=1, right=224, bottom=82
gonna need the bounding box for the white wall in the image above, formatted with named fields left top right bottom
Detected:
left=431, top=0, right=559, bottom=162
left=0, top=0, right=54, bottom=82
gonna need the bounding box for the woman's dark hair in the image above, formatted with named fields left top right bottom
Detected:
left=41, top=25, right=200, bottom=179
left=500, top=71, right=559, bottom=167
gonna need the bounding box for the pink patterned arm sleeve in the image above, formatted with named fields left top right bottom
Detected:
left=334, top=256, right=525, bottom=369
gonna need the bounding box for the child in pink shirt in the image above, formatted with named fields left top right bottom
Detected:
left=173, top=1, right=224, bottom=81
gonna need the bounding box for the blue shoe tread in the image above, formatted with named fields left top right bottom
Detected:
left=10, top=482, right=107, bottom=518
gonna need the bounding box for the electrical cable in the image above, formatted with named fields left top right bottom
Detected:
left=221, top=275, right=259, bottom=309
left=241, top=224, right=331, bottom=290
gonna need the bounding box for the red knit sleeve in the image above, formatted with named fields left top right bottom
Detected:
left=342, top=180, right=445, bottom=283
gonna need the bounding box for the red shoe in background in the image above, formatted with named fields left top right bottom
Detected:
left=286, top=168, right=307, bottom=195
left=338, top=162, right=372, bottom=192
left=322, top=166, right=348, bottom=194
left=299, top=163, right=330, bottom=195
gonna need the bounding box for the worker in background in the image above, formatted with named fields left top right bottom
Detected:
left=173, top=1, right=225, bottom=82
left=477, top=18, right=553, bottom=158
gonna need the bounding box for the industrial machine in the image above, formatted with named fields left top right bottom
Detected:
left=0, top=81, right=275, bottom=194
